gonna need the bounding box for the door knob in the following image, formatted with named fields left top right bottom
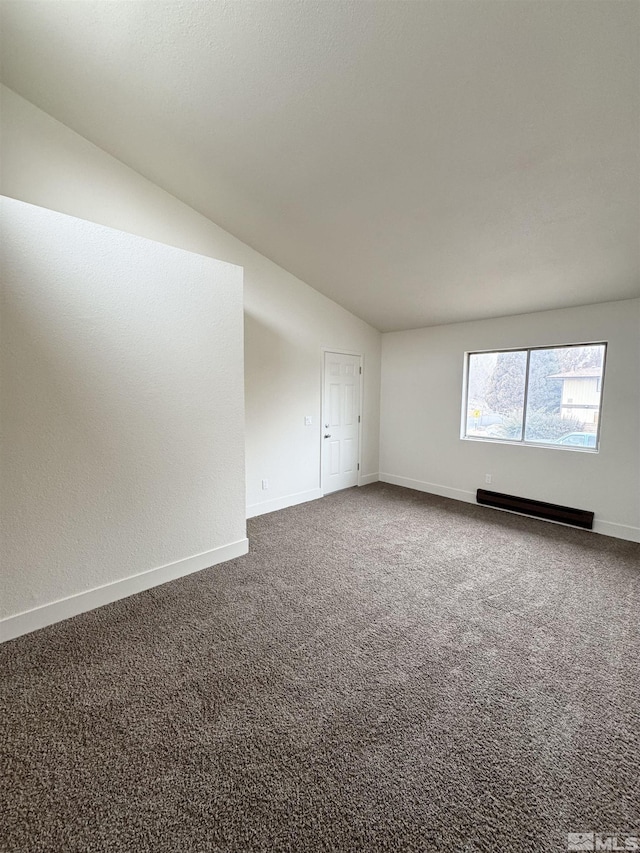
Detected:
left=324, top=433, right=331, bottom=438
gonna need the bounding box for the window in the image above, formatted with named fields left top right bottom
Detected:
left=462, top=342, right=607, bottom=450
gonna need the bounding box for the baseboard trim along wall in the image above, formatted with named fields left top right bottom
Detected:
left=0, top=538, right=249, bottom=643
left=593, top=520, right=640, bottom=543
left=247, top=488, right=323, bottom=519
left=379, top=473, right=475, bottom=505
left=247, top=478, right=378, bottom=519
left=378, top=473, right=640, bottom=543
left=359, top=473, right=380, bottom=486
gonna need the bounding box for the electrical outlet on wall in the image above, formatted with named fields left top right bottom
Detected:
left=304, top=416, right=312, bottom=425
left=485, top=474, right=492, bottom=485
left=262, top=479, right=269, bottom=490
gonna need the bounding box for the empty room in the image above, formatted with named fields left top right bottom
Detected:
left=1, top=2, right=639, bottom=852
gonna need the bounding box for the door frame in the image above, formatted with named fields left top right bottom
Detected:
left=320, top=347, right=364, bottom=495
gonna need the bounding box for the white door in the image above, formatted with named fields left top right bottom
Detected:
left=322, top=352, right=361, bottom=494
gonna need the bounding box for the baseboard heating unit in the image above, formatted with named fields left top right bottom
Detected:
left=476, top=489, right=594, bottom=530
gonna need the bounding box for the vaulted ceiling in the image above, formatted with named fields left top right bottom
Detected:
left=1, top=1, right=638, bottom=331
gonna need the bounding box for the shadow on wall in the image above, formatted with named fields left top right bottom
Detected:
left=244, top=309, right=303, bottom=461
left=243, top=308, right=323, bottom=499
left=244, top=310, right=290, bottom=428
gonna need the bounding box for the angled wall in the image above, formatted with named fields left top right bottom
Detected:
left=0, top=86, right=382, bottom=519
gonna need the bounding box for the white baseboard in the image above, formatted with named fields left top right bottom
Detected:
left=247, top=488, right=323, bottom=519
left=378, top=473, right=640, bottom=543
left=0, top=538, right=249, bottom=644
left=248, top=479, right=378, bottom=515
left=359, top=473, right=380, bottom=486
left=379, top=473, right=475, bottom=504
left=593, top=520, right=640, bottom=542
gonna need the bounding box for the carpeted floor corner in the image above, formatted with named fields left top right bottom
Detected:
left=1, top=483, right=639, bottom=853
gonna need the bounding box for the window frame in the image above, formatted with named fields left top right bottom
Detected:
left=461, top=341, right=608, bottom=452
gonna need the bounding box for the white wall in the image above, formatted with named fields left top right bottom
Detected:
left=380, top=300, right=640, bottom=541
left=1, top=198, right=247, bottom=638
left=0, top=87, right=382, bottom=517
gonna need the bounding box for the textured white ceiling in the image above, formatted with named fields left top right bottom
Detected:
left=1, top=1, right=638, bottom=331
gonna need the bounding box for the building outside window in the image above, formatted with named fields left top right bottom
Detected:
left=463, top=342, right=606, bottom=450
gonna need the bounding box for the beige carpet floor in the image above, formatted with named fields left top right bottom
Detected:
left=1, top=483, right=639, bottom=852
